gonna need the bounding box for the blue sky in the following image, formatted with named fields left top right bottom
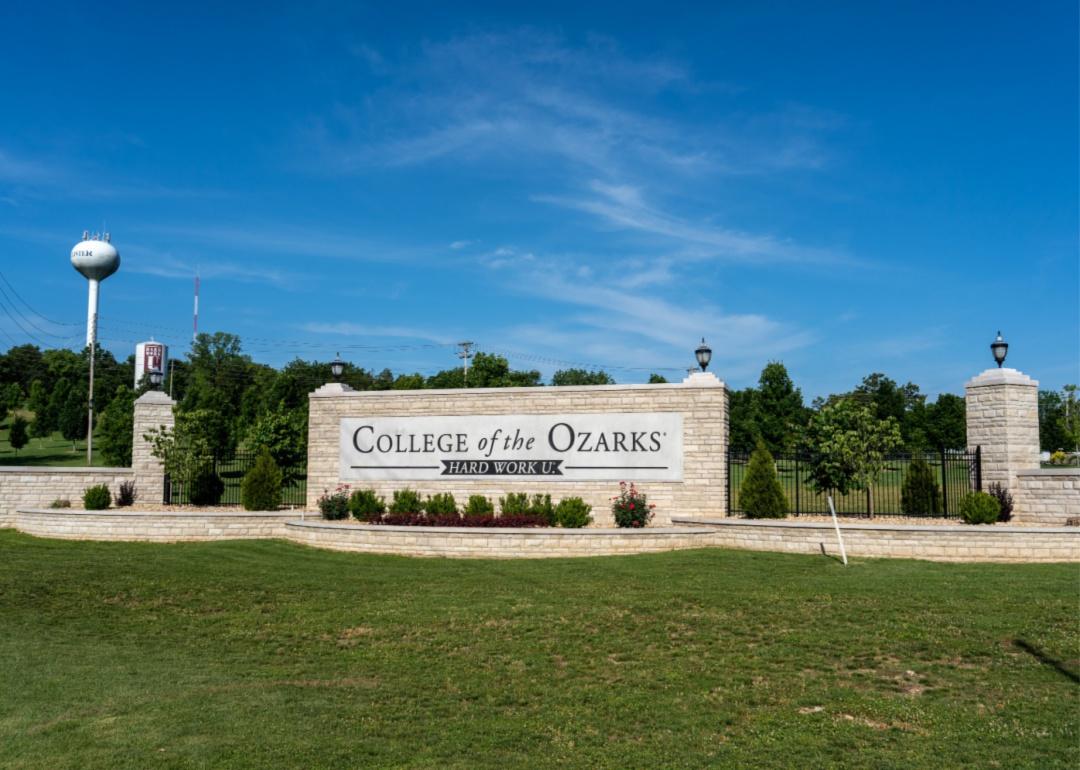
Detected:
left=0, top=1, right=1076, bottom=398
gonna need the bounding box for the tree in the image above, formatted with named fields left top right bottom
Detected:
left=427, top=353, right=541, bottom=389
left=648, top=374, right=668, bottom=384
left=1038, top=389, right=1070, bottom=452
left=144, top=410, right=215, bottom=490
left=393, top=373, right=426, bottom=390
left=739, top=439, right=788, bottom=518
left=180, top=332, right=253, bottom=454
left=40, top=378, right=73, bottom=437
left=728, top=387, right=759, bottom=451
left=804, top=398, right=903, bottom=516
left=59, top=393, right=88, bottom=448
left=756, top=362, right=806, bottom=454
left=97, top=385, right=136, bottom=466
left=244, top=404, right=306, bottom=484
left=551, top=369, right=614, bottom=386
left=924, top=393, right=966, bottom=450
left=0, top=381, right=23, bottom=425
left=854, top=373, right=924, bottom=449
left=8, top=415, right=28, bottom=454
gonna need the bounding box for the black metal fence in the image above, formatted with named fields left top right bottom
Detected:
left=727, top=447, right=981, bottom=518
left=164, top=451, right=307, bottom=507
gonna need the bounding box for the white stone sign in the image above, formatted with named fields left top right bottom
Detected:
left=339, top=413, right=683, bottom=481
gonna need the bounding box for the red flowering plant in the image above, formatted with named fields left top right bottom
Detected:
left=317, top=484, right=351, bottom=520
left=611, top=482, right=655, bottom=528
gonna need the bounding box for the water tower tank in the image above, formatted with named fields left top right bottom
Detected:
left=71, top=235, right=120, bottom=281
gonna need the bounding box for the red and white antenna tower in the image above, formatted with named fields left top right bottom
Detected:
left=193, top=273, right=200, bottom=342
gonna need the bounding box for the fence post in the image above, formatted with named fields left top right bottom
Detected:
left=794, top=455, right=801, bottom=516
left=726, top=448, right=731, bottom=517
left=975, top=446, right=982, bottom=492
left=940, top=446, right=949, bottom=516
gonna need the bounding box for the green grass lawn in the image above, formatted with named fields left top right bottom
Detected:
left=0, top=416, right=103, bottom=466
left=0, top=532, right=1076, bottom=768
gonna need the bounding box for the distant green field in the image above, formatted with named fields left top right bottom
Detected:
left=0, top=532, right=1076, bottom=768
left=0, top=414, right=103, bottom=466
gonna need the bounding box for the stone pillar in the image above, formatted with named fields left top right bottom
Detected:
left=132, top=390, right=176, bottom=505
left=965, top=368, right=1040, bottom=491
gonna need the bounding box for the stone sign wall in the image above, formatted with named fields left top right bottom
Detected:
left=308, top=374, right=728, bottom=526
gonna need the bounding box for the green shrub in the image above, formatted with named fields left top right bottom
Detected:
left=49, top=498, right=71, bottom=509
left=317, top=485, right=351, bottom=520
left=348, top=489, right=386, bottom=521
left=463, top=495, right=495, bottom=517
left=240, top=450, right=283, bottom=511
left=900, top=458, right=941, bottom=515
left=740, top=440, right=788, bottom=519
left=83, top=484, right=111, bottom=510
left=499, top=492, right=530, bottom=516
left=116, top=481, right=137, bottom=507
left=959, top=491, right=1000, bottom=525
left=554, top=497, right=592, bottom=528
left=389, top=489, right=424, bottom=514
left=424, top=492, right=458, bottom=516
left=528, top=494, right=555, bottom=525
left=189, top=468, right=225, bottom=506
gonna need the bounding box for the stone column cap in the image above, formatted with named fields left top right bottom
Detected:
left=134, top=390, right=176, bottom=405
left=311, top=382, right=357, bottom=397
left=681, top=371, right=725, bottom=388
left=965, top=367, right=1038, bottom=389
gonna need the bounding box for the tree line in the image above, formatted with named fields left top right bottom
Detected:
left=1, top=336, right=1076, bottom=470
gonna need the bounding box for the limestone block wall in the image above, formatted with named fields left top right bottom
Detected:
left=132, top=391, right=176, bottom=505
left=14, top=509, right=299, bottom=541
left=672, top=518, right=1079, bottom=563
left=0, top=468, right=133, bottom=527
left=307, top=379, right=728, bottom=526
left=1012, top=470, right=1080, bottom=526
left=965, top=368, right=1040, bottom=491
left=286, top=521, right=720, bottom=558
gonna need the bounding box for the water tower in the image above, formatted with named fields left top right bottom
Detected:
left=71, top=231, right=120, bottom=465
left=71, top=231, right=120, bottom=348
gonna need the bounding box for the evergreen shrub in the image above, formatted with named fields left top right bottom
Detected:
left=554, top=497, right=592, bottom=528
left=739, top=440, right=788, bottom=519
left=959, top=492, right=1000, bottom=525
left=424, top=492, right=458, bottom=516
left=348, top=489, right=386, bottom=521
left=240, top=451, right=282, bottom=511
left=389, top=489, right=424, bottom=514
left=528, top=493, right=555, bottom=525
left=189, top=468, right=225, bottom=506
left=463, top=495, right=495, bottom=517
left=83, top=484, right=111, bottom=510
left=900, top=458, right=942, bottom=515
left=499, top=492, right=530, bottom=516
left=116, top=481, right=137, bottom=507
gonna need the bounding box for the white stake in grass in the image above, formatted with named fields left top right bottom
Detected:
left=828, top=495, right=848, bottom=566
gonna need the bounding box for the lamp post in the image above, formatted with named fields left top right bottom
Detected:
left=695, top=338, right=713, bottom=372
left=148, top=368, right=164, bottom=391
left=990, top=331, right=1008, bottom=368
left=330, top=354, right=345, bottom=381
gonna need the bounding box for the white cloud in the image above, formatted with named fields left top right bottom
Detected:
left=300, top=321, right=455, bottom=345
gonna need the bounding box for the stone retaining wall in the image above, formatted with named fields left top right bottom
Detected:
left=673, top=517, right=1079, bottom=563
left=285, top=521, right=720, bottom=558
left=14, top=509, right=300, bottom=541
left=0, top=468, right=133, bottom=528
left=1012, top=469, right=1080, bottom=526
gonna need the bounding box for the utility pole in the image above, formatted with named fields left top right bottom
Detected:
left=457, top=341, right=474, bottom=386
